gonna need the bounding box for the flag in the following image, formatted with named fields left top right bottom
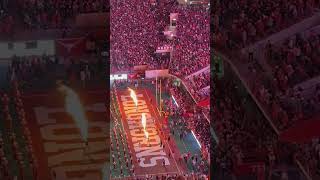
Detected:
left=55, top=38, right=86, bottom=57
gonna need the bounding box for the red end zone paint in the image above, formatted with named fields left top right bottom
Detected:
left=116, top=88, right=184, bottom=176
left=22, top=90, right=108, bottom=180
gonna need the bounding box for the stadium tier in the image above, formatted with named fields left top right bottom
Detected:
left=213, top=0, right=320, bottom=179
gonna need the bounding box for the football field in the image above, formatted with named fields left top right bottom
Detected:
left=22, top=89, right=109, bottom=180
left=115, top=87, right=187, bottom=178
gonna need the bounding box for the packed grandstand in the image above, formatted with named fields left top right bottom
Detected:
left=213, top=0, right=320, bottom=179
left=110, top=0, right=210, bottom=179
left=1, top=0, right=320, bottom=179
left=0, top=0, right=109, bottom=179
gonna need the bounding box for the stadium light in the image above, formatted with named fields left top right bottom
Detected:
left=191, top=130, right=201, bottom=148
left=171, top=95, right=179, bottom=107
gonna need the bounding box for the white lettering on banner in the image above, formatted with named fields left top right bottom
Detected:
left=120, top=93, right=170, bottom=168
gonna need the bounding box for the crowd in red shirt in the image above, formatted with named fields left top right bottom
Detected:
left=213, top=0, right=317, bottom=49
left=111, top=0, right=209, bottom=79
left=0, top=0, right=108, bottom=35
left=211, top=63, right=305, bottom=179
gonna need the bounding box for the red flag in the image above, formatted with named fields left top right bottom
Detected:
left=55, top=38, right=86, bottom=57
left=128, top=73, right=137, bottom=79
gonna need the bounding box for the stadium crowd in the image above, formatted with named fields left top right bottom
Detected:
left=168, top=79, right=210, bottom=159
left=169, top=6, right=210, bottom=78
left=213, top=3, right=320, bottom=176
left=211, top=62, right=310, bottom=179
left=266, top=33, right=320, bottom=91
left=19, top=0, right=108, bottom=29
left=110, top=0, right=165, bottom=72
left=8, top=55, right=104, bottom=89
left=294, top=138, right=320, bottom=179
left=6, top=40, right=105, bottom=91
left=186, top=70, right=210, bottom=102
left=214, top=66, right=269, bottom=163
left=0, top=0, right=13, bottom=35
left=0, top=0, right=108, bottom=31
left=241, top=33, right=320, bottom=131
left=259, top=33, right=320, bottom=130
left=0, top=0, right=109, bottom=179
left=212, top=0, right=317, bottom=49
left=110, top=5, right=210, bottom=174
left=111, top=0, right=209, bottom=79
